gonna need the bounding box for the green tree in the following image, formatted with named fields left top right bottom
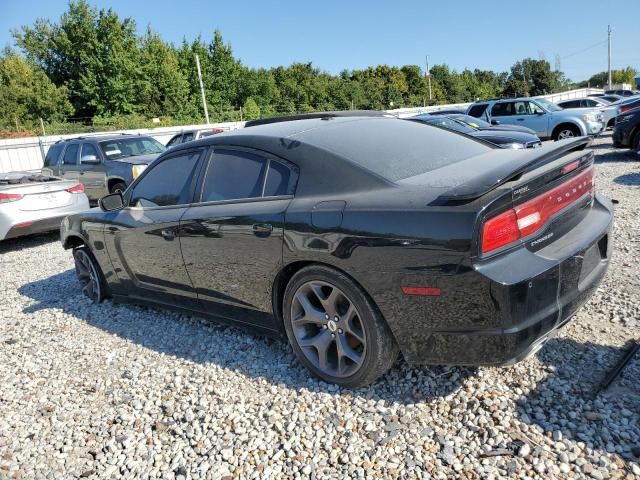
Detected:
left=504, top=58, right=566, bottom=97
left=242, top=97, right=260, bottom=120
left=0, top=53, right=73, bottom=129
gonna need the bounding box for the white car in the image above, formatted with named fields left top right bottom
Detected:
left=0, top=172, right=89, bottom=241
left=165, top=128, right=225, bottom=147
left=556, top=97, right=618, bottom=129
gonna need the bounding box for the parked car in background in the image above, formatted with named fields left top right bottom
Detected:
left=612, top=107, right=640, bottom=152
left=605, top=89, right=638, bottom=97
left=1, top=172, right=89, bottom=241
left=615, top=96, right=640, bottom=115
left=60, top=115, right=612, bottom=387
left=427, top=109, right=467, bottom=115
left=589, top=94, right=624, bottom=103
left=411, top=114, right=542, bottom=148
left=166, top=128, right=225, bottom=147
left=466, top=97, right=604, bottom=140
left=557, top=97, right=618, bottom=128
left=448, top=113, right=536, bottom=134
left=41, top=134, right=166, bottom=201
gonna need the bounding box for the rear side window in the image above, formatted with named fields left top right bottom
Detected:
left=166, top=135, right=182, bottom=147
left=62, top=144, right=79, bottom=165
left=182, top=132, right=194, bottom=143
left=130, top=151, right=201, bottom=207
left=492, top=102, right=514, bottom=116
left=44, top=144, right=64, bottom=167
left=264, top=160, right=296, bottom=196
left=468, top=104, right=488, bottom=118
left=201, top=150, right=267, bottom=202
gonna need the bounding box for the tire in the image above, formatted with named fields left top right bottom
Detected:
left=73, top=246, right=109, bottom=303
left=110, top=182, right=127, bottom=194
left=553, top=124, right=580, bottom=141
left=283, top=265, right=399, bottom=388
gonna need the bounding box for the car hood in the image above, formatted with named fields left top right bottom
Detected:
left=551, top=107, right=600, bottom=117
left=471, top=129, right=540, bottom=147
left=112, top=152, right=161, bottom=165
left=477, top=124, right=536, bottom=135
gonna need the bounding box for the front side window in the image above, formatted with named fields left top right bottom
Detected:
left=182, top=132, right=194, bottom=143
left=528, top=102, right=545, bottom=114
left=100, top=137, right=166, bottom=160
left=166, top=135, right=182, bottom=147
left=201, top=150, right=268, bottom=202
left=62, top=143, right=79, bottom=165
left=129, top=151, right=201, bottom=208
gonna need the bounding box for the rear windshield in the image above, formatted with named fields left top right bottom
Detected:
left=295, top=118, right=493, bottom=182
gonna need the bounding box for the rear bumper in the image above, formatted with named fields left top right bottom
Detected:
left=3, top=216, right=68, bottom=240
left=390, top=194, right=613, bottom=366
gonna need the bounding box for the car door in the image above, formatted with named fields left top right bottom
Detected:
left=102, top=148, right=205, bottom=307
left=524, top=101, right=550, bottom=138
left=489, top=101, right=516, bottom=126
left=179, top=147, right=298, bottom=331
left=79, top=142, right=108, bottom=200
left=58, top=142, right=81, bottom=182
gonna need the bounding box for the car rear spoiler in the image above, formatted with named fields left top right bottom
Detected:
left=434, top=137, right=592, bottom=203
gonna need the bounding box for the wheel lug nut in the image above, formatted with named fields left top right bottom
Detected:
left=331, top=333, right=336, bottom=338
left=334, top=316, right=339, bottom=321
left=322, top=325, right=327, bottom=329
left=325, top=314, right=330, bottom=320
left=338, top=329, right=343, bottom=334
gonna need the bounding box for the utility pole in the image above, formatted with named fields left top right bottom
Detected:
left=607, top=25, right=612, bottom=90
left=425, top=55, right=432, bottom=101
left=195, top=54, right=210, bottom=124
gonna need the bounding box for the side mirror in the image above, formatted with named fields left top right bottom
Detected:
left=491, top=119, right=501, bottom=125
left=81, top=154, right=99, bottom=164
left=99, top=193, right=124, bottom=212
left=535, top=111, right=545, bottom=115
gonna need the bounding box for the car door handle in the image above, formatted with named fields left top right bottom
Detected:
left=517, top=118, right=525, bottom=121
left=161, top=228, right=176, bottom=241
left=252, top=223, right=273, bottom=236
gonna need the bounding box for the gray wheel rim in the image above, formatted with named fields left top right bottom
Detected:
left=290, top=280, right=366, bottom=378
left=558, top=129, right=575, bottom=139
left=74, top=250, right=100, bottom=302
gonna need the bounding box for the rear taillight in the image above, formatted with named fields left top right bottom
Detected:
left=0, top=192, right=24, bottom=203
left=66, top=184, right=85, bottom=194
left=620, top=105, right=632, bottom=113
left=481, top=167, right=594, bottom=254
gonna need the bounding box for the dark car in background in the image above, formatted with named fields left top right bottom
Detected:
left=605, top=89, right=638, bottom=97
left=411, top=114, right=542, bottom=148
left=615, top=96, right=640, bottom=115
left=42, top=134, right=166, bottom=201
left=166, top=128, right=225, bottom=147
left=612, top=107, right=640, bottom=152
left=60, top=115, right=612, bottom=387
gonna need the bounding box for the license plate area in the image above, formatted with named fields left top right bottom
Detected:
left=579, top=235, right=607, bottom=284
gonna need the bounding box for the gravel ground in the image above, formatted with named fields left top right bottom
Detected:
left=1, top=134, right=639, bottom=480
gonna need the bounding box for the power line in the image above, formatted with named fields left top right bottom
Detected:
left=560, top=40, right=607, bottom=60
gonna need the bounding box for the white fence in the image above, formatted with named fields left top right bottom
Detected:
left=0, top=88, right=604, bottom=173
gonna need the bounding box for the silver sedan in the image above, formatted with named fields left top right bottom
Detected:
left=0, top=172, right=90, bottom=241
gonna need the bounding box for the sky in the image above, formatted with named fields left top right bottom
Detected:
left=1, top=0, right=639, bottom=82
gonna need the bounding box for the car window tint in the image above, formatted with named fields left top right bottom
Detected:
left=130, top=151, right=200, bottom=207
left=62, top=144, right=79, bottom=165
left=44, top=144, right=64, bottom=167
left=264, top=160, right=295, bottom=196
left=468, top=104, right=488, bottom=118
left=166, top=135, right=181, bottom=147
left=182, top=132, right=194, bottom=143
left=201, top=150, right=267, bottom=202
left=81, top=143, right=99, bottom=161
left=491, top=102, right=513, bottom=116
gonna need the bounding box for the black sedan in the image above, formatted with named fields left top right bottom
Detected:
left=612, top=106, right=640, bottom=152
left=61, top=115, right=613, bottom=387
left=411, top=114, right=542, bottom=148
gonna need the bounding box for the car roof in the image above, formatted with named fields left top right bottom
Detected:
left=243, top=110, right=393, bottom=127
left=61, top=134, right=154, bottom=143
left=165, top=116, right=494, bottom=194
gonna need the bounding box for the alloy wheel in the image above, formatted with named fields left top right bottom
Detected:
left=290, top=280, right=367, bottom=378
left=558, top=129, right=575, bottom=139
left=74, top=249, right=101, bottom=302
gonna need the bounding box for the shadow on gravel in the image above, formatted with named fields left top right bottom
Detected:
left=520, top=337, right=640, bottom=461
left=614, top=172, right=640, bottom=186
left=0, top=231, right=58, bottom=255
left=592, top=143, right=638, bottom=164
left=18, top=269, right=474, bottom=403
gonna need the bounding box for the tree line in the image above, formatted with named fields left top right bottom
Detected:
left=0, top=0, right=637, bottom=134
